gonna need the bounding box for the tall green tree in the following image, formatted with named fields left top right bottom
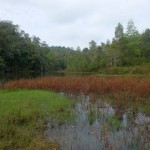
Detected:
left=126, top=19, right=139, bottom=37
left=141, top=29, right=150, bottom=58
left=115, top=23, right=124, bottom=40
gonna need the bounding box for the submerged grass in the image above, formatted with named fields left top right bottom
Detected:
left=138, top=100, right=150, bottom=115
left=88, top=108, right=97, bottom=125
left=107, top=116, right=122, bottom=130
left=0, top=90, right=75, bottom=150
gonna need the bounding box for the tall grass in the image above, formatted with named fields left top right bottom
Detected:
left=2, top=76, right=150, bottom=98
left=0, top=90, right=74, bottom=150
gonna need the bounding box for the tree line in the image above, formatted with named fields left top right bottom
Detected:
left=0, top=20, right=150, bottom=73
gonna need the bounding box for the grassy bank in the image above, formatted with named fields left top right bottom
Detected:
left=0, top=90, right=75, bottom=150
left=98, top=64, right=150, bottom=75
left=2, top=76, right=150, bottom=114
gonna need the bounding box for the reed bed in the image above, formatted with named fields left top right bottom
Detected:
left=1, top=76, right=150, bottom=100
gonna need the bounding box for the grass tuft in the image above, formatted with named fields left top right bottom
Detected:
left=0, top=90, right=74, bottom=150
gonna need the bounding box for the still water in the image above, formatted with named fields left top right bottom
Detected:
left=1, top=72, right=149, bottom=149
left=0, top=72, right=94, bottom=83
left=0, top=72, right=65, bottom=83
left=46, top=94, right=150, bottom=150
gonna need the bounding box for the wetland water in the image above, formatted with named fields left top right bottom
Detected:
left=0, top=72, right=93, bottom=83
left=0, top=72, right=65, bottom=83
left=46, top=94, right=150, bottom=150
left=1, top=73, right=149, bottom=149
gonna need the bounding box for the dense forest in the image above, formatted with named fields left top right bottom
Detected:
left=0, top=20, right=150, bottom=74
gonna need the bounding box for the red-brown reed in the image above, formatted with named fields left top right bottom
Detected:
left=1, top=76, right=150, bottom=100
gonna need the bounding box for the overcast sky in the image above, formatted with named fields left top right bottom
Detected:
left=0, top=0, right=150, bottom=49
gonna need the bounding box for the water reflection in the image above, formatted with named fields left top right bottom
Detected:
left=0, top=71, right=94, bottom=83
left=46, top=95, right=150, bottom=150
left=0, top=71, right=65, bottom=83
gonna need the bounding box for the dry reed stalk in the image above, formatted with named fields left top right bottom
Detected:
left=1, top=76, right=150, bottom=102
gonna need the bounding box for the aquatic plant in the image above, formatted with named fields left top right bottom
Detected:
left=107, top=116, right=122, bottom=130
left=88, top=108, right=97, bottom=125
left=2, top=76, right=150, bottom=102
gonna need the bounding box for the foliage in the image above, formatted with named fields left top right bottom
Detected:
left=0, top=20, right=150, bottom=74
left=88, top=108, right=97, bottom=125
left=2, top=76, right=150, bottom=107
left=115, top=22, right=124, bottom=40
left=65, top=20, right=150, bottom=72
left=107, top=116, right=121, bottom=129
left=0, top=20, right=73, bottom=72
left=0, top=90, right=75, bottom=149
left=138, top=100, right=150, bottom=115
left=99, top=64, right=150, bottom=75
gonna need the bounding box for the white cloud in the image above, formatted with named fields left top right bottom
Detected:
left=0, top=0, right=150, bottom=48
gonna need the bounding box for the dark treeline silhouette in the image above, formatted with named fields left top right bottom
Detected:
left=0, top=20, right=150, bottom=74
left=0, top=20, right=72, bottom=73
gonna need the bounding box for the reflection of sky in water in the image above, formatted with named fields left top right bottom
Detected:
left=46, top=95, right=150, bottom=150
left=135, top=113, right=150, bottom=124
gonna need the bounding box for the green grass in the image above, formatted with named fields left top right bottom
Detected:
left=97, top=64, right=150, bottom=76
left=138, top=100, right=150, bottom=115
left=0, top=90, right=75, bottom=150
left=88, top=108, right=97, bottom=125
left=107, top=116, right=122, bottom=130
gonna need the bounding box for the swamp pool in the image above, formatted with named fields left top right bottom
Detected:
left=46, top=94, right=150, bottom=150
